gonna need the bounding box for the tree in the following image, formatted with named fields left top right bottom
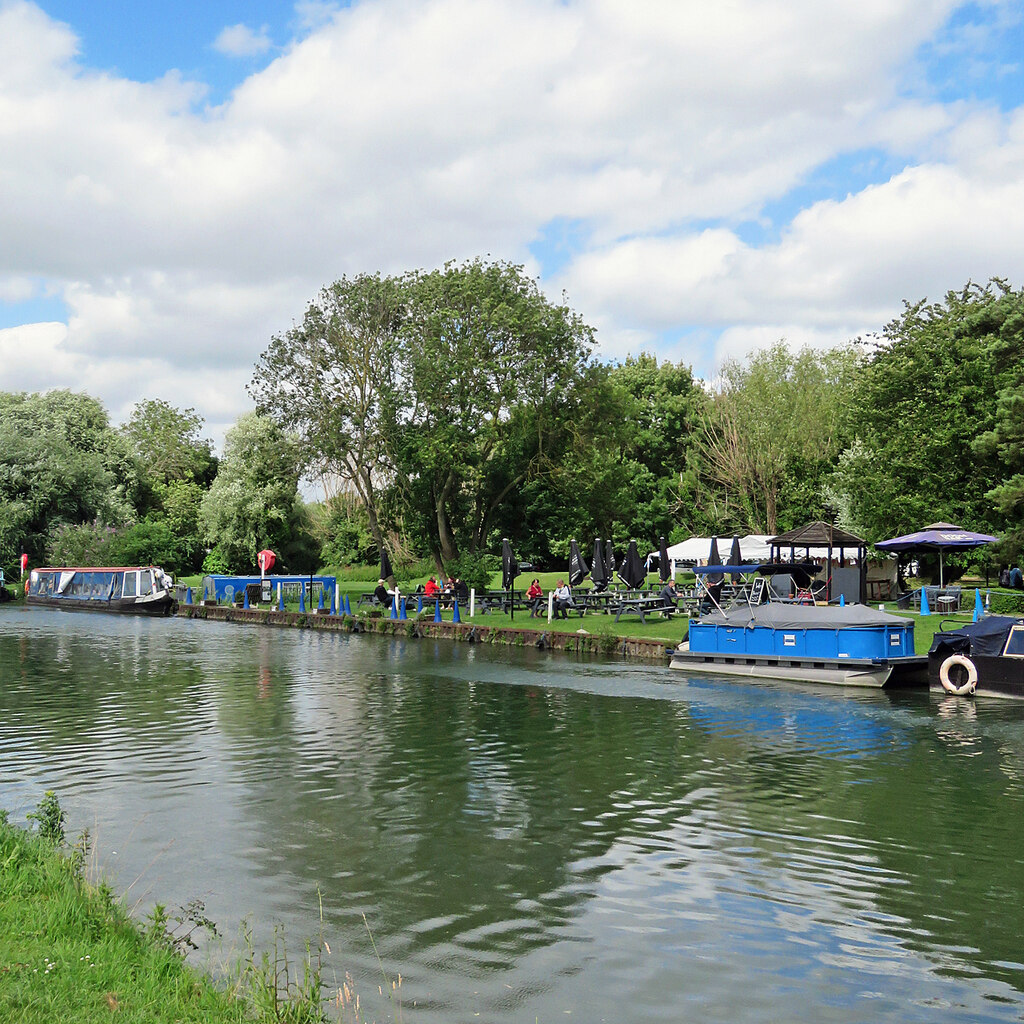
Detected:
left=836, top=281, right=1015, bottom=546
left=198, top=413, right=314, bottom=573
left=121, top=399, right=217, bottom=488
left=0, top=390, right=138, bottom=572
left=391, top=259, right=596, bottom=566
left=250, top=273, right=405, bottom=555
left=699, top=343, right=859, bottom=534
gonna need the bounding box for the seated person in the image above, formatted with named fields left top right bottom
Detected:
left=526, top=578, right=543, bottom=617
left=423, top=576, right=440, bottom=598
left=659, top=579, right=678, bottom=611
left=553, top=579, right=574, bottom=619
left=451, top=577, right=469, bottom=604
left=373, top=579, right=393, bottom=607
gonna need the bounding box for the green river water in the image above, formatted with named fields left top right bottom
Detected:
left=2, top=605, right=1024, bottom=1022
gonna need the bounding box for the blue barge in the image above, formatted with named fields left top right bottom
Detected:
left=672, top=603, right=928, bottom=688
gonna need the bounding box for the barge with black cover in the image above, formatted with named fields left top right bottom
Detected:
left=26, top=566, right=176, bottom=616
left=928, top=615, right=1024, bottom=697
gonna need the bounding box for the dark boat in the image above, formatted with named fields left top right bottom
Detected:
left=25, top=566, right=176, bottom=616
left=928, top=615, right=1024, bottom=697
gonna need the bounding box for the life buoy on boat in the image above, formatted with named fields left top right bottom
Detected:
left=939, top=654, right=978, bottom=696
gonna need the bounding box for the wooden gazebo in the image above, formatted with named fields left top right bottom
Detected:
left=769, top=521, right=868, bottom=604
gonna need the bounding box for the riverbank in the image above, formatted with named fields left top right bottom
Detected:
left=177, top=602, right=677, bottom=659
left=0, top=800, right=325, bottom=1024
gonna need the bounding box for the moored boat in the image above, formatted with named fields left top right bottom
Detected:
left=672, top=602, right=928, bottom=688
left=928, top=615, right=1024, bottom=698
left=25, top=566, right=176, bottom=616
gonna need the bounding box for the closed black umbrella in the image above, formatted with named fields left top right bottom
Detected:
left=619, top=540, right=646, bottom=589
left=591, top=537, right=609, bottom=591
left=707, top=536, right=723, bottom=586
left=502, top=537, right=519, bottom=621
left=501, top=537, right=518, bottom=590
left=604, top=539, right=617, bottom=584
left=659, top=535, right=671, bottom=583
left=729, top=535, right=742, bottom=583
left=379, top=546, right=394, bottom=582
left=569, top=539, right=588, bottom=587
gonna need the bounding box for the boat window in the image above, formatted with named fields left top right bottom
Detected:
left=139, top=571, right=152, bottom=596
left=1004, top=626, right=1024, bottom=658
left=122, top=572, right=137, bottom=598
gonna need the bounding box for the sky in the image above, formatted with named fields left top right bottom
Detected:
left=2, top=0, right=1024, bottom=450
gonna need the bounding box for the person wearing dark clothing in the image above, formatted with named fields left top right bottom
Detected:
left=373, top=580, right=392, bottom=607
left=453, top=578, right=469, bottom=604
left=659, top=580, right=678, bottom=609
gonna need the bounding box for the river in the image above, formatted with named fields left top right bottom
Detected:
left=3, top=605, right=1024, bottom=1022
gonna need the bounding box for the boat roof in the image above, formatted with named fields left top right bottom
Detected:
left=32, top=566, right=161, bottom=573
left=698, top=603, right=911, bottom=629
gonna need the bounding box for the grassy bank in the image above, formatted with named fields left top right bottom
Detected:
left=0, top=797, right=327, bottom=1024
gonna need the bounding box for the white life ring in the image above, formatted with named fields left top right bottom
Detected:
left=939, top=654, right=978, bottom=696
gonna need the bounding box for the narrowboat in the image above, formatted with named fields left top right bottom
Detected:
left=928, top=615, right=1024, bottom=698
left=25, top=566, right=176, bottom=616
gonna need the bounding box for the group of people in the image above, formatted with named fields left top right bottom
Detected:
left=374, top=575, right=470, bottom=608
left=526, top=577, right=680, bottom=619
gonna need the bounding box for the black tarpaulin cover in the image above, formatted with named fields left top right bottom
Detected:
left=928, top=616, right=1022, bottom=658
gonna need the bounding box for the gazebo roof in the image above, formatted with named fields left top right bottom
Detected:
left=769, top=521, right=866, bottom=549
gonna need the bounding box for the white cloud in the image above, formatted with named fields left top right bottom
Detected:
left=213, top=23, right=273, bottom=58
left=1, top=0, right=1022, bottom=432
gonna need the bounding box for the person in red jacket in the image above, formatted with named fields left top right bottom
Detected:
left=424, top=576, right=440, bottom=597
left=526, top=578, right=543, bottom=617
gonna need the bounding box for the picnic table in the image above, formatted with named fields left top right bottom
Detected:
left=613, top=594, right=678, bottom=624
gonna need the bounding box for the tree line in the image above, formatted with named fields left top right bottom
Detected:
left=2, top=264, right=1022, bottom=583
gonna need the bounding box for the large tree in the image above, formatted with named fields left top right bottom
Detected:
left=0, top=390, right=138, bottom=572
left=198, top=413, right=313, bottom=573
left=250, top=273, right=404, bottom=554
left=121, top=399, right=217, bottom=488
left=699, top=342, right=860, bottom=535
left=390, top=259, right=595, bottom=566
left=835, top=281, right=1016, bottom=546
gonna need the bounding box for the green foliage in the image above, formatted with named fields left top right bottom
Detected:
left=443, top=552, right=499, bottom=593
left=27, top=790, right=65, bottom=845
left=836, top=281, right=1020, bottom=545
left=199, top=414, right=316, bottom=574
left=121, top=399, right=217, bottom=487
left=0, top=390, right=138, bottom=571
left=699, top=342, right=860, bottom=534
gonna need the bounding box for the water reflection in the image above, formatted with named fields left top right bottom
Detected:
left=2, top=606, right=1024, bottom=1022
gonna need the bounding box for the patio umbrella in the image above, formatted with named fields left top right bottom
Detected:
left=729, top=535, right=743, bottom=583
left=501, top=538, right=519, bottom=590
left=569, top=539, right=588, bottom=587
left=379, top=546, right=394, bottom=582
left=875, top=522, right=998, bottom=587
left=619, top=540, right=647, bottom=589
left=604, top=539, right=617, bottom=583
left=658, top=535, right=672, bottom=583
left=706, top=536, right=723, bottom=586
left=591, top=537, right=609, bottom=591
left=502, top=537, right=519, bottom=621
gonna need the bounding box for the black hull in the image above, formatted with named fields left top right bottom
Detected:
left=26, top=595, right=176, bottom=617
left=928, top=652, right=1024, bottom=699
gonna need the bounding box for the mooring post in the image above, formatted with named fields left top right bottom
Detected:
left=470, top=588, right=475, bottom=617
left=547, top=592, right=554, bottom=623
left=277, top=582, right=284, bottom=611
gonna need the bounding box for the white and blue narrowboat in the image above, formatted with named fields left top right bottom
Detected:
left=26, top=566, right=176, bottom=616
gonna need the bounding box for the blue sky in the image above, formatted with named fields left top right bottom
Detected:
left=2, top=0, right=1024, bottom=445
